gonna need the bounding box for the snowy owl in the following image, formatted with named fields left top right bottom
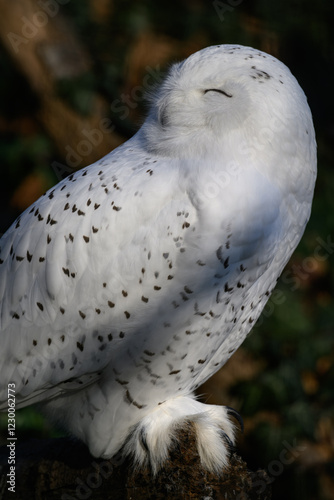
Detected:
left=0, top=44, right=316, bottom=474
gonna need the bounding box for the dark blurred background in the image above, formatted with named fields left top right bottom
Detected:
left=0, top=1, right=333, bottom=499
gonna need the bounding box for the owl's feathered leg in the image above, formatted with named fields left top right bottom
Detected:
left=122, top=395, right=242, bottom=475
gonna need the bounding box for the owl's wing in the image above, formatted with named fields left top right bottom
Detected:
left=0, top=143, right=286, bottom=411
left=0, top=147, right=201, bottom=408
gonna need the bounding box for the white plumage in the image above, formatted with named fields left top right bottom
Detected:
left=0, top=45, right=316, bottom=473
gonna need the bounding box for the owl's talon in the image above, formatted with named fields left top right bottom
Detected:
left=226, top=406, right=244, bottom=433
left=219, top=430, right=234, bottom=454
left=122, top=396, right=236, bottom=474
left=139, top=427, right=149, bottom=453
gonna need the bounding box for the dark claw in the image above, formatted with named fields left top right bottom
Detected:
left=219, top=430, right=234, bottom=455
left=226, top=406, right=244, bottom=433
left=139, top=428, right=149, bottom=453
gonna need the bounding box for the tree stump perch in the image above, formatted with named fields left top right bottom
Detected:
left=0, top=424, right=271, bottom=499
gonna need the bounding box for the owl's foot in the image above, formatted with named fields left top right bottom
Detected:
left=123, top=395, right=242, bottom=474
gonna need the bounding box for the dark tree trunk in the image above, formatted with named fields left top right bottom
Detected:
left=0, top=0, right=124, bottom=169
